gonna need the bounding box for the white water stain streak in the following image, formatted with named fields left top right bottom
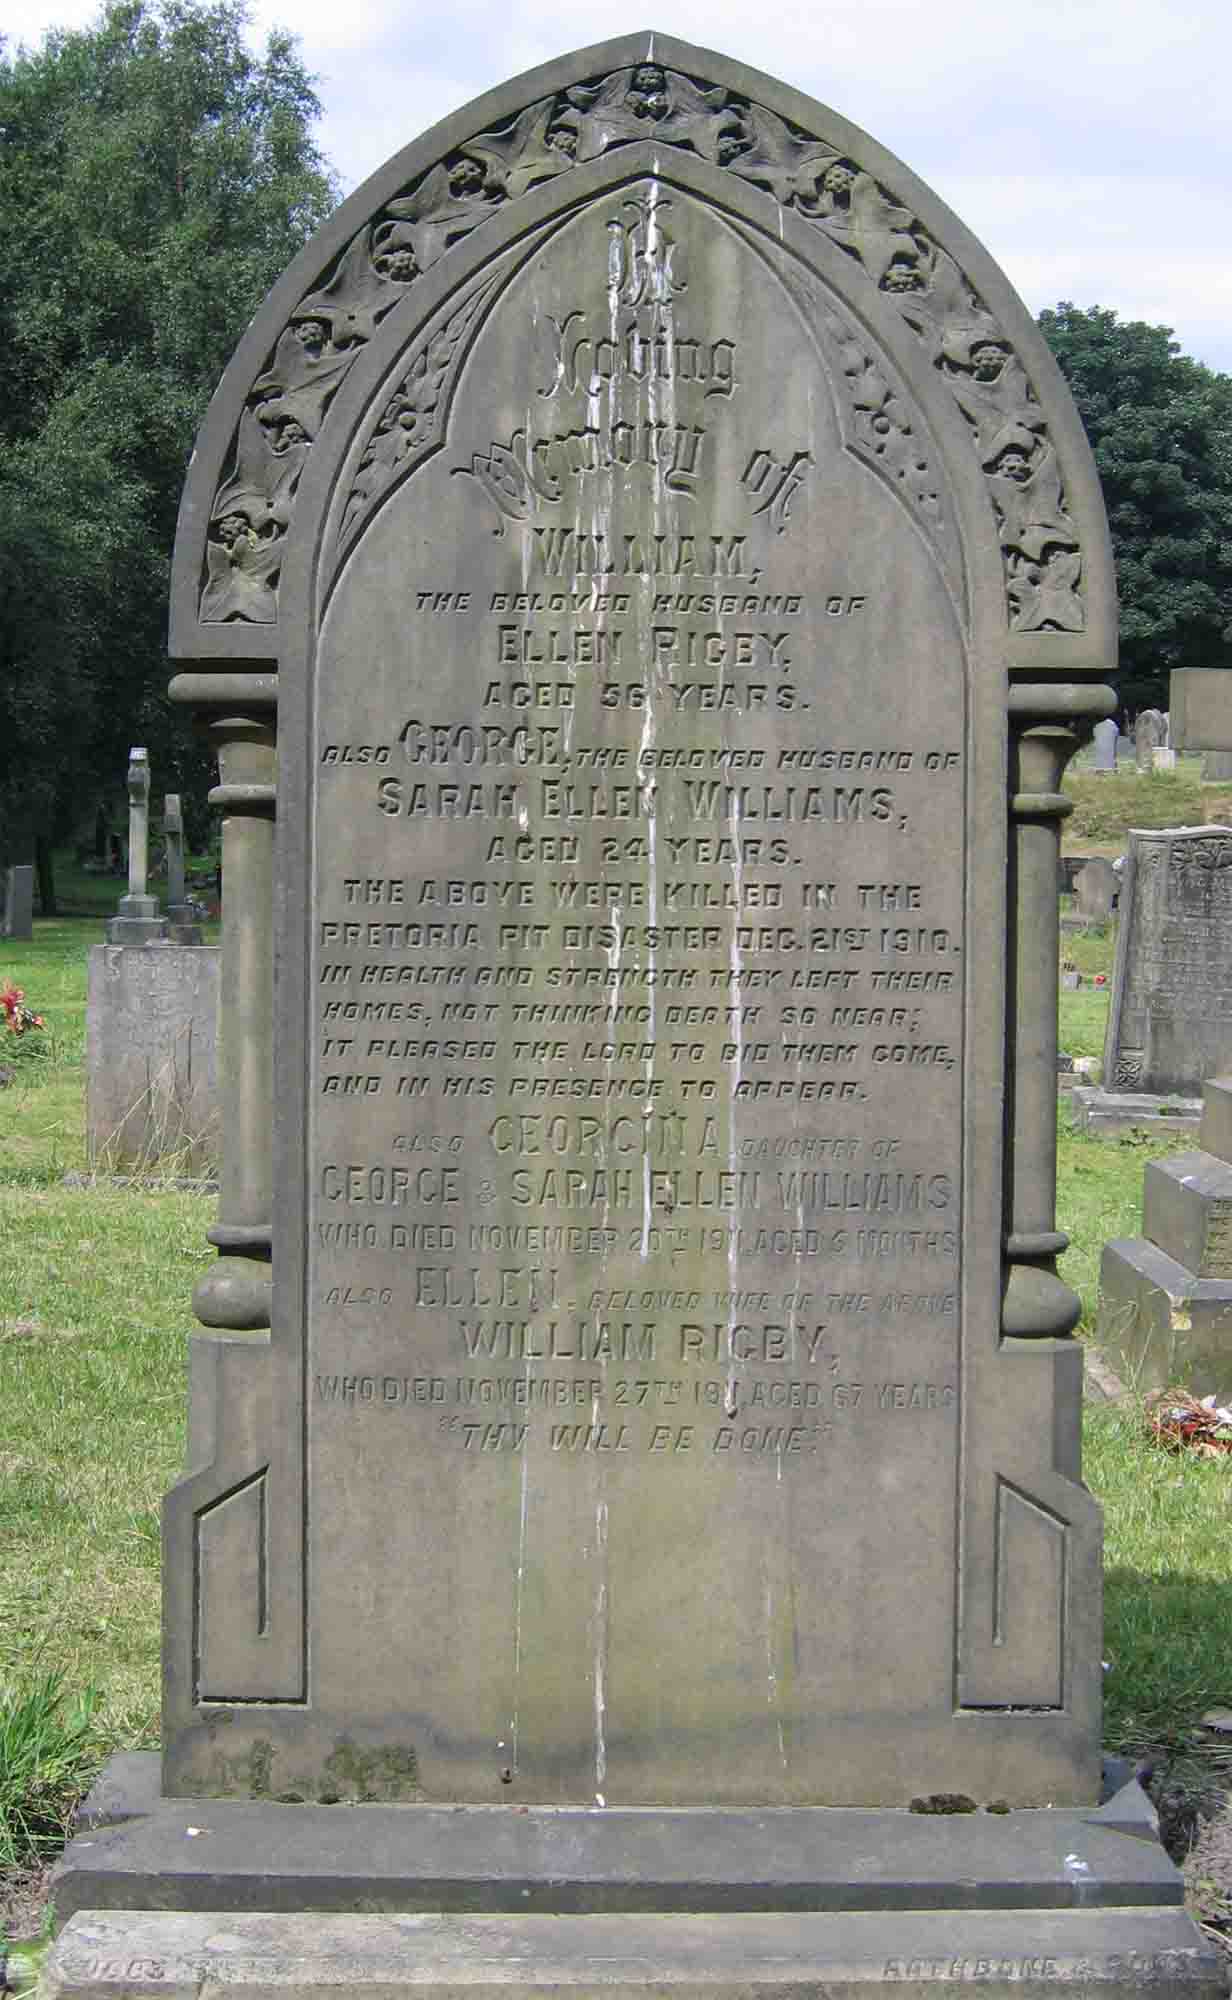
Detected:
left=594, top=1497, right=609, bottom=1801
left=765, top=1573, right=787, bottom=1771
left=509, top=1363, right=531, bottom=1776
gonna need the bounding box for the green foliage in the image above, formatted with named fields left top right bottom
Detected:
left=1038, top=305, right=1232, bottom=710
left=0, top=0, right=337, bottom=868
left=0, top=1674, right=99, bottom=1869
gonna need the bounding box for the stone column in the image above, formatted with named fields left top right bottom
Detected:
left=106, top=748, right=168, bottom=944
left=163, top=794, right=203, bottom=946
left=1003, top=683, right=1116, bottom=1338
left=169, top=676, right=276, bottom=1330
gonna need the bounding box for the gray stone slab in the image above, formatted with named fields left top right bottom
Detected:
left=1134, top=711, right=1165, bottom=772
left=43, top=1907, right=1225, bottom=2000
left=86, top=944, right=219, bottom=1173
left=1068, top=1089, right=1202, bottom=1136
left=1102, top=827, right=1232, bottom=1098
left=52, top=1756, right=1185, bottom=1921
left=1098, top=1236, right=1232, bottom=1397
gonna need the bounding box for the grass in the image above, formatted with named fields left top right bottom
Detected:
left=1064, top=757, right=1232, bottom=849
left=1, top=811, right=1231, bottom=1916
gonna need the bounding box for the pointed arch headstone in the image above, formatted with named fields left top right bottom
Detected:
left=160, top=33, right=1117, bottom=1811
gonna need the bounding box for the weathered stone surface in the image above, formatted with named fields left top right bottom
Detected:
left=86, top=945, right=219, bottom=1173
left=44, top=1903, right=1225, bottom=2000
left=2, top=862, right=33, bottom=939
left=1103, top=827, right=1232, bottom=1098
left=1202, top=751, right=1232, bottom=783
left=163, top=33, right=1116, bottom=1814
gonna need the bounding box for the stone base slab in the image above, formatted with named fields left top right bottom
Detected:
left=53, top=1756, right=1184, bottom=1923
left=1069, top=1090, right=1202, bottom=1136
left=1098, top=1238, right=1232, bottom=1397
left=44, top=1907, right=1225, bottom=2000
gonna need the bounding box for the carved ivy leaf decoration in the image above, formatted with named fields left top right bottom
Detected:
left=199, top=62, right=1085, bottom=632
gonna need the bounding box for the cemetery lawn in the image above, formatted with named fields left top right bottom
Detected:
left=2, top=903, right=1232, bottom=1923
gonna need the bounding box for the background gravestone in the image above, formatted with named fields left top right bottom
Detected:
left=1073, top=857, right=1116, bottom=926
left=1134, top=709, right=1164, bottom=772
left=1102, top=826, right=1232, bottom=1098
left=49, top=37, right=1217, bottom=2000
left=1090, top=716, right=1117, bottom=772
left=2, top=863, right=34, bottom=940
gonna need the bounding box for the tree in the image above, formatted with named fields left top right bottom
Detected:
left=0, top=0, right=337, bottom=892
left=1038, top=304, right=1232, bottom=713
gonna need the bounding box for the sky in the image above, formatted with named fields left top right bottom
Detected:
left=14, top=0, right=1232, bottom=373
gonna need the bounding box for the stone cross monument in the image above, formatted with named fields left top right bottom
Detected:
left=105, top=748, right=167, bottom=944
left=49, top=35, right=1219, bottom=2000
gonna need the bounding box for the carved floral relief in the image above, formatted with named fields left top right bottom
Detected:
left=200, top=60, right=1085, bottom=631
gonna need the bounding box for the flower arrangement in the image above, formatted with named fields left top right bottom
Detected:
left=0, top=980, right=48, bottom=1076
left=1, top=980, right=44, bottom=1036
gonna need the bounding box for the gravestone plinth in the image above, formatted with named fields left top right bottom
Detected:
left=1071, top=826, right=1232, bottom=1133
left=2, top=862, right=34, bottom=939
left=49, top=32, right=1210, bottom=2000
left=1098, top=1077, right=1232, bottom=1394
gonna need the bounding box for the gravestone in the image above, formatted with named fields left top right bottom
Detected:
left=1073, top=856, right=1116, bottom=925
left=1099, top=1076, right=1232, bottom=1393
left=162, top=795, right=203, bottom=946
left=87, top=764, right=216, bottom=1169
left=105, top=749, right=168, bottom=945
left=50, top=34, right=1219, bottom=2000
left=1, top=863, right=33, bottom=939
left=1202, top=752, right=1232, bottom=782
left=1091, top=715, right=1117, bottom=772
left=1072, top=826, right=1232, bottom=1132
left=1134, top=709, right=1164, bottom=772
left=85, top=944, right=220, bottom=1174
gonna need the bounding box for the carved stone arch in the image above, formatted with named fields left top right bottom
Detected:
left=170, top=31, right=1115, bottom=670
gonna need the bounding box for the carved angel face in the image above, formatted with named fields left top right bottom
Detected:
left=971, top=342, right=1008, bottom=382
left=376, top=246, right=419, bottom=282
left=630, top=65, right=668, bottom=119
left=547, top=121, right=577, bottom=161
left=216, top=513, right=251, bottom=549
left=996, top=448, right=1031, bottom=484
left=273, top=418, right=307, bottom=452
left=881, top=262, right=924, bottom=294
left=448, top=157, right=486, bottom=197
left=294, top=317, right=329, bottom=357
left=822, top=163, right=855, bottom=201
